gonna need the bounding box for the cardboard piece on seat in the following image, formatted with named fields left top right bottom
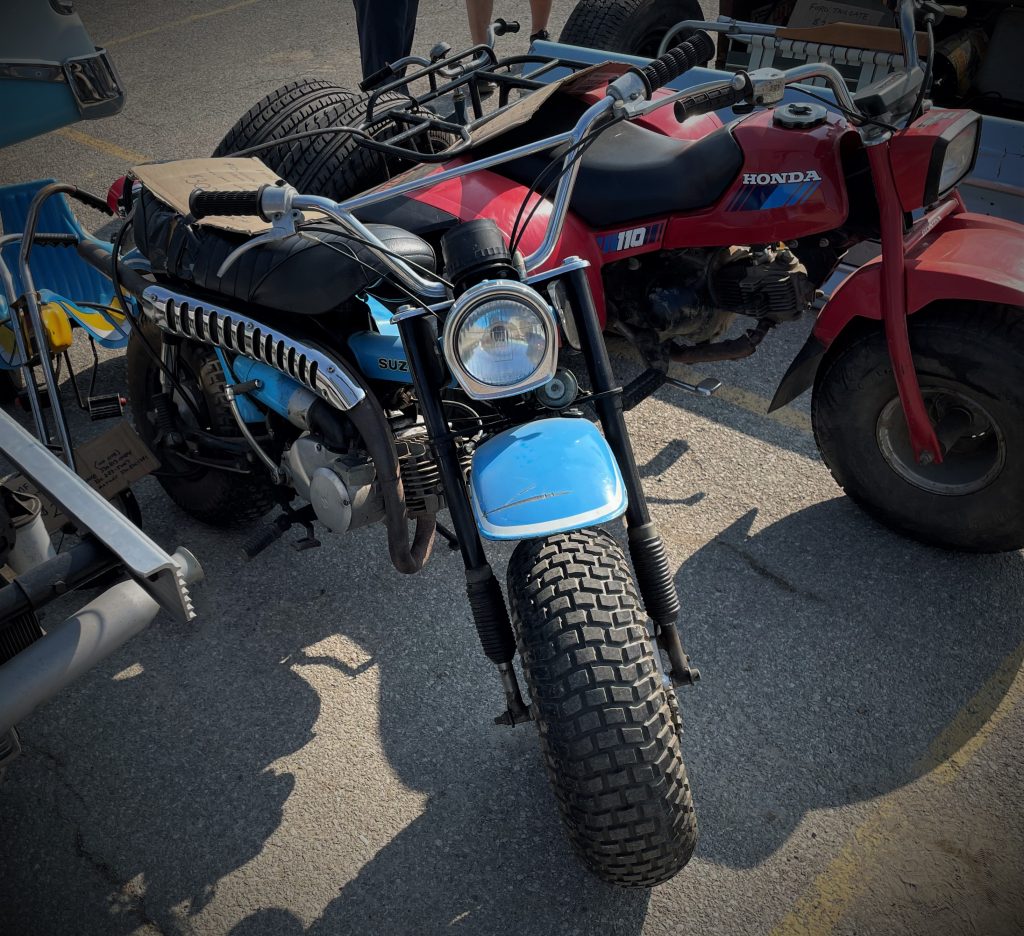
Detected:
left=131, top=157, right=282, bottom=235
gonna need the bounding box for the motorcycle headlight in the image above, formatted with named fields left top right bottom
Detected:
left=443, top=280, right=558, bottom=400
left=925, top=114, right=980, bottom=205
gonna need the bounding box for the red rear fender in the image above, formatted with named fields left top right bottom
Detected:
left=770, top=209, right=1024, bottom=411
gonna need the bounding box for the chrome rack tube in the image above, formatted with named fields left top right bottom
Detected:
left=0, top=234, right=49, bottom=444
left=325, top=130, right=573, bottom=214
left=17, top=231, right=76, bottom=469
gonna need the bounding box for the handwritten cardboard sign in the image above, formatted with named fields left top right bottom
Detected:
left=4, top=420, right=159, bottom=532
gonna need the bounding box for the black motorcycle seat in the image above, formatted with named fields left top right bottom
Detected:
left=478, top=93, right=744, bottom=228
left=133, top=189, right=435, bottom=316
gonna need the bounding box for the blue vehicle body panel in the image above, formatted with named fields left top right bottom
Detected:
left=366, top=294, right=400, bottom=336
left=228, top=354, right=296, bottom=423
left=2, top=84, right=81, bottom=150
left=469, top=417, right=626, bottom=541
left=348, top=330, right=412, bottom=384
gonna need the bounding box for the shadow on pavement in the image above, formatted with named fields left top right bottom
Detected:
left=675, top=499, right=1024, bottom=869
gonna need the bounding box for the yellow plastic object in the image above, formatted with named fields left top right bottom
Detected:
left=39, top=301, right=74, bottom=352
left=59, top=296, right=128, bottom=344
left=0, top=320, right=18, bottom=366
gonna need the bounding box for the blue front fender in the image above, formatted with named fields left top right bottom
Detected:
left=469, top=417, right=627, bottom=541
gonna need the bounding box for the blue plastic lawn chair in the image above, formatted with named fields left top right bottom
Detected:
left=0, top=178, right=130, bottom=364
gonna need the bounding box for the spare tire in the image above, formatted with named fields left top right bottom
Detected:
left=559, top=0, right=705, bottom=58
left=213, top=78, right=390, bottom=201
left=213, top=79, right=457, bottom=202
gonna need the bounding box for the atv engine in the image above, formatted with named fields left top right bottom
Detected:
left=604, top=245, right=816, bottom=349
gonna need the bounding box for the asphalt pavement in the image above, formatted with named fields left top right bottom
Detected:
left=1, top=2, right=1023, bottom=935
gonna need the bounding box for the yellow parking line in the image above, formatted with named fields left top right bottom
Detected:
left=105, top=0, right=265, bottom=48
left=770, top=639, right=1024, bottom=936
left=55, top=128, right=151, bottom=167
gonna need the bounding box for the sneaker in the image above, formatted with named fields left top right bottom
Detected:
left=529, top=29, right=550, bottom=43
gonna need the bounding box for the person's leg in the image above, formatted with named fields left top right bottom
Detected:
left=465, top=0, right=494, bottom=45
left=402, top=0, right=420, bottom=58
left=528, top=0, right=552, bottom=38
left=351, top=0, right=420, bottom=79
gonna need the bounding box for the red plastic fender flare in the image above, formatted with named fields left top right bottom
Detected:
left=770, top=210, right=1024, bottom=411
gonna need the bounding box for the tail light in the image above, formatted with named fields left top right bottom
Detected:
left=106, top=176, right=127, bottom=216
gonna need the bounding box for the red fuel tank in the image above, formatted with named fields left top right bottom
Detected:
left=664, top=107, right=855, bottom=248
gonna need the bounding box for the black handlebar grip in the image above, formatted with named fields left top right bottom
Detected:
left=639, top=31, right=716, bottom=94
left=494, top=17, right=520, bottom=34
left=674, top=81, right=747, bottom=122
left=188, top=186, right=268, bottom=221
left=65, top=186, right=115, bottom=216
left=33, top=233, right=80, bottom=248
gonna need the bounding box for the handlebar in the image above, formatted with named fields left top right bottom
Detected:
left=31, top=233, right=79, bottom=248
left=673, top=77, right=748, bottom=121
left=189, top=186, right=270, bottom=221
left=637, top=31, right=716, bottom=94
left=492, top=17, right=519, bottom=36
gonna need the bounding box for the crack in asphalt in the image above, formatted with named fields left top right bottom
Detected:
left=73, top=830, right=165, bottom=936
left=717, top=539, right=828, bottom=604
left=25, top=742, right=165, bottom=935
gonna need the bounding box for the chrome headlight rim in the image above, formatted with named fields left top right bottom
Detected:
left=442, top=279, right=558, bottom=401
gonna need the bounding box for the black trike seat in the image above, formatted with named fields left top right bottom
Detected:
left=476, top=93, right=744, bottom=228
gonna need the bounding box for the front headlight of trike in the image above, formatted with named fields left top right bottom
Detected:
left=925, top=113, right=980, bottom=204
left=442, top=279, right=558, bottom=400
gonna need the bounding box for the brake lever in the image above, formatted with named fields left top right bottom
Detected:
left=215, top=208, right=302, bottom=278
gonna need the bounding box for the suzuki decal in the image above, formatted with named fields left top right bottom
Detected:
left=596, top=222, right=664, bottom=254
left=728, top=169, right=822, bottom=211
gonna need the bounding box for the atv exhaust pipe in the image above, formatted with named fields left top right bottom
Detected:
left=0, top=549, right=202, bottom=736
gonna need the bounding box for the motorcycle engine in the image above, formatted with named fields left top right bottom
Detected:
left=605, top=245, right=815, bottom=349
left=285, top=435, right=385, bottom=533
left=711, top=244, right=816, bottom=323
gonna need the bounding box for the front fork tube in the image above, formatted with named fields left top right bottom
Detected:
left=867, top=143, right=943, bottom=465
left=397, top=316, right=529, bottom=724
left=567, top=267, right=699, bottom=685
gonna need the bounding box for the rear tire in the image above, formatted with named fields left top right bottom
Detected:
left=126, top=320, right=275, bottom=527
left=507, top=528, right=698, bottom=886
left=559, top=0, right=705, bottom=58
left=213, top=79, right=450, bottom=201
left=812, top=304, right=1024, bottom=552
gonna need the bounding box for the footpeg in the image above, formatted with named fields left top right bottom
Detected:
left=664, top=375, right=721, bottom=396
left=87, top=392, right=126, bottom=421
left=243, top=504, right=317, bottom=559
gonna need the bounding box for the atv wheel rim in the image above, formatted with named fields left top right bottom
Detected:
left=876, top=383, right=1006, bottom=495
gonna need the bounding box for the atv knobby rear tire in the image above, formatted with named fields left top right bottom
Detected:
left=126, top=320, right=275, bottom=528
left=559, top=0, right=705, bottom=58
left=812, top=304, right=1024, bottom=552
left=507, top=528, right=698, bottom=886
